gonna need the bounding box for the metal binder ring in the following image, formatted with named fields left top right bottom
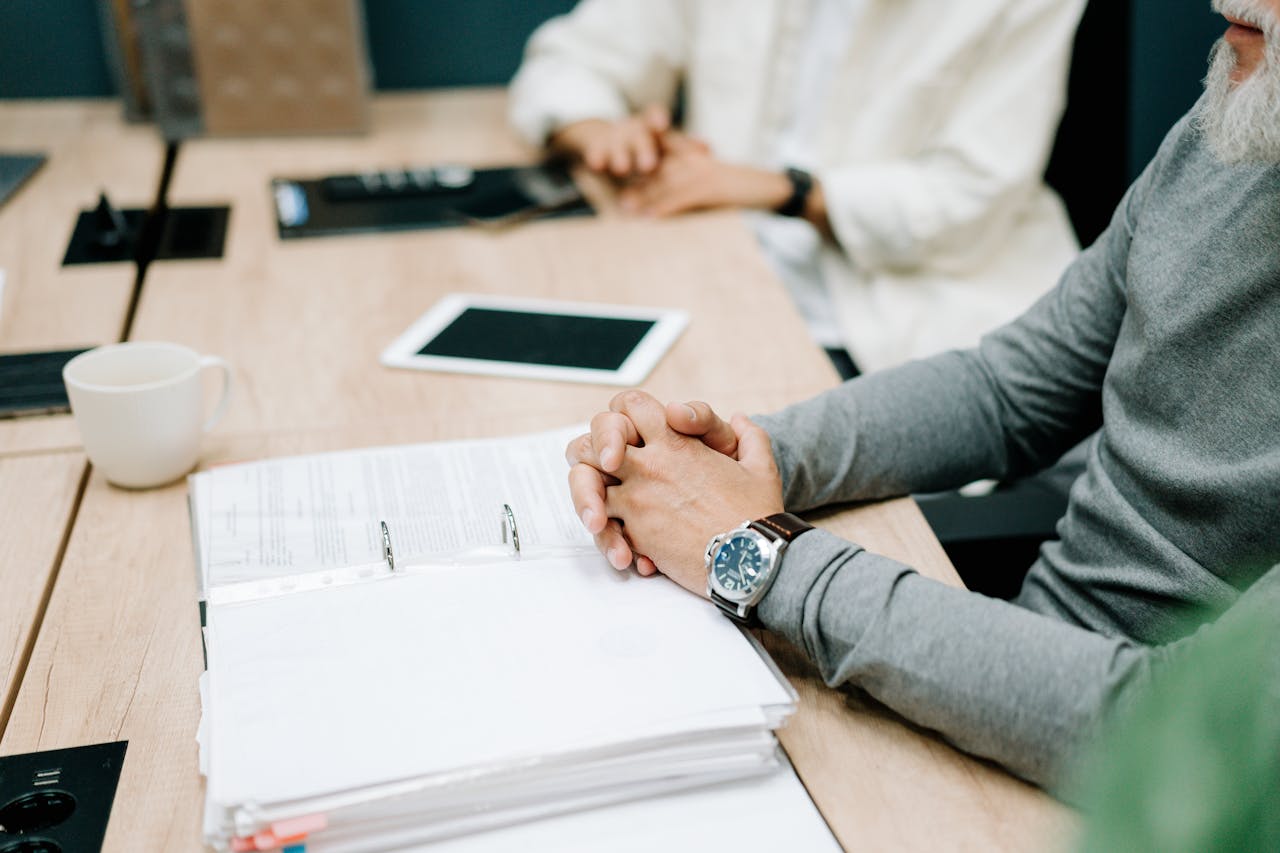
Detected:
left=381, top=520, right=396, bottom=572
left=501, top=504, right=521, bottom=558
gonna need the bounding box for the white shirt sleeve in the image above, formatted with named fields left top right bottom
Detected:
left=508, top=0, right=692, bottom=146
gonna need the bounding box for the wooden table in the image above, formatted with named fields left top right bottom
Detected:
left=0, top=99, right=161, bottom=744
left=0, top=99, right=165, bottom=455
left=0, top=91, right=1076, bottom=851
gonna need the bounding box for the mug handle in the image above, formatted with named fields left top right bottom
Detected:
left=199, top=355, right=233, bottom=432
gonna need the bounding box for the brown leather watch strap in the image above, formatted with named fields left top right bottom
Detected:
left=751, top=512, right=814, bottom=543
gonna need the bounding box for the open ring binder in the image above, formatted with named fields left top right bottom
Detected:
left=376, top=504, right=522, bottom=576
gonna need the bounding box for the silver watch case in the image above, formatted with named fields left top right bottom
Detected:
left=704, top=520, right=789, bottom=620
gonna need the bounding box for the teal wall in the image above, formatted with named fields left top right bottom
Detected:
left=1129, top=0, right=1223, bottom=177
left=0, top=0, right=1229, bottom=180
left=0, top=0, right=115, bottom=97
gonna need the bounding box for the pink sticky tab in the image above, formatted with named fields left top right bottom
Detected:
left=271, top=813, right=328, bottom=838
left=254, top=831, right=277, bottom=850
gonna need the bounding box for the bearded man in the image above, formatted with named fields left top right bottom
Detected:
left=566, top=0, right=1280, bottom=790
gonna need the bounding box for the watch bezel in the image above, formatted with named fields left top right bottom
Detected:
left=705, top=523, right=783, bottom=606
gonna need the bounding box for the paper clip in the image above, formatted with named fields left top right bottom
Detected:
left=501, top=504, right=521, bottom=559
left=380, top=520, right=396, bottom=572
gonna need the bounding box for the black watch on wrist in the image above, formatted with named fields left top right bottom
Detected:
left=705, top=512, right=815, bottom=626
left=776, top=167, right=814, bottom=218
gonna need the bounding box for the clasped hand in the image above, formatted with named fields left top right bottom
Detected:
left=565, top=391, right=785, bottom=596
left=551, top=105, right=792, bottom=217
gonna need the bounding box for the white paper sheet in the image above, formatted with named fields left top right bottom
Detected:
left=192, top=426, right=592, bottom=589
left=204, top=554, right=794, bottom=809
left=317, top=763, right=842, bottom=853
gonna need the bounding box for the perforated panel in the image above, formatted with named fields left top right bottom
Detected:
left=185, top=0, right=369, bottom=135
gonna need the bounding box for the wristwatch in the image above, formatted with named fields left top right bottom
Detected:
left=706, top=512, right=814, bottom=626
left=776, top=167, right=814, bottom=218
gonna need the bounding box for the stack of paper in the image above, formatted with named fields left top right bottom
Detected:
left=191, top=428, right=836, bottom=851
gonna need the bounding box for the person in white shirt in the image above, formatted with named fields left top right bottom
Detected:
left=510, top=0, right=1086, bottom=373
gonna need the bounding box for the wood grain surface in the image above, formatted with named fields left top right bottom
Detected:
left=0, top=100, right=164, bottom=454
left=0, top=90, right=1075, bottom=852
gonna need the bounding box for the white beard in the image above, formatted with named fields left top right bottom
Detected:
left=1198, top=10, right=1280, bottom=164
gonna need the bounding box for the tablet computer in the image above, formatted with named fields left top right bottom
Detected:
left=381, top=294, right=688, bottom=386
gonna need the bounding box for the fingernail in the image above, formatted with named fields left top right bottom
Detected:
left=581, top=508, right=597, bottom=530
left=607, top=548, right=627, bottom=570
left=680, top=403, right=697, bottom=422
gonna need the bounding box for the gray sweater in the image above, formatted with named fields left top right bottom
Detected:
left=755, top=104, right=1280, bottom=791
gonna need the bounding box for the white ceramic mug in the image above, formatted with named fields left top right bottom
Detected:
left=63, top=342, right=233, bottom=489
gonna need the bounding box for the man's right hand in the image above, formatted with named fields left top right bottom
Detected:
left=566, top=397, right=743, bottom=574
left=551, top=104, right=672, bottom=178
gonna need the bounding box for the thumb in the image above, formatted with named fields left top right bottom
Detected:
left=642, top=103, right=671, bottom=134
left=730, top=413, right=778, bottom=477
left=667, top=401, right=738, bottom=458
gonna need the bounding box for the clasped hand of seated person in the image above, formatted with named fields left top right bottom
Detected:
left=565, top=390, right=784, bottom=594
left=551, top=105, right=794, bottom=217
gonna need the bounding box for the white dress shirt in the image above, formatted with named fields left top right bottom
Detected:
left=510, top=0, right=1083, bottom=371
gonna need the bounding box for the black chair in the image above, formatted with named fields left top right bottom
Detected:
left=1046, top=0, right=1133, bottom=248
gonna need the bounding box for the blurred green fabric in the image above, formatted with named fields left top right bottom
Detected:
left=1076, top=602, right=1280, bottom=852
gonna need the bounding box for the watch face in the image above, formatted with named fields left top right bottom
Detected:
left=712, top=531, right=769, bottom=600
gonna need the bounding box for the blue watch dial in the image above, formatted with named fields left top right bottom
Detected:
left=713, top=533, right=766, bottom=595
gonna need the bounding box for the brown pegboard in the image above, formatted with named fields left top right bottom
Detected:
left=184, top=0, right=370, bottom=135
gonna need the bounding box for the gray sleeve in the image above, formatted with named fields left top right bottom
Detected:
left=758, top=531, right=1280, bottom=791
left=756, top=145, right=1164, bottom=508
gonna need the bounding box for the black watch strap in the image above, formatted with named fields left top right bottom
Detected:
left=776, top=167, right=813, bottom=218
left=750, top=512, right=814, bottom=543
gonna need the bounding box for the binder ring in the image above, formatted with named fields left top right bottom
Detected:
left=501, top=504, right=521, bottom=558
left=381, top=520, right=396, bottom=572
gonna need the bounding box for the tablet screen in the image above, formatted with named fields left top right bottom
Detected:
left=382, top=294, right=688, bottom=386
left=418, top=308, right=656, bottom=371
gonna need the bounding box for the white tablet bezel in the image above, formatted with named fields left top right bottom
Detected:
left=380, top=293, right=689, bottom=386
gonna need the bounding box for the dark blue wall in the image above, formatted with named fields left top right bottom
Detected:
left=0, top=0, right=1229, bottom=180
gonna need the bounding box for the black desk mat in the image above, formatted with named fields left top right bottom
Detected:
left=0, top=349, right=91, bottom=419
left=272, top=163, right=592, bottom=240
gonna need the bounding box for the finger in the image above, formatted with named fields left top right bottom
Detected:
left=568, top=462, right=610, bottom=534
left=608, top=389, right=671, bottom=445
left=635, top=554, right=659, bottom=577
left=633, top=130, right=659, bottom=174
left=666, top=401, right=738, bottom=458
left=730, top=413, right=779, bottom=476
left=595, top=518, right=634, bottom=571
left=565, top=432, right=595, bottom=467
left=642, top=103, right=671, bottom=134
left=590, top=410, right=641, bottom=473
left=608, top=131, right=635, bottom=177
left=582, top=135, right=611, bottom=173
